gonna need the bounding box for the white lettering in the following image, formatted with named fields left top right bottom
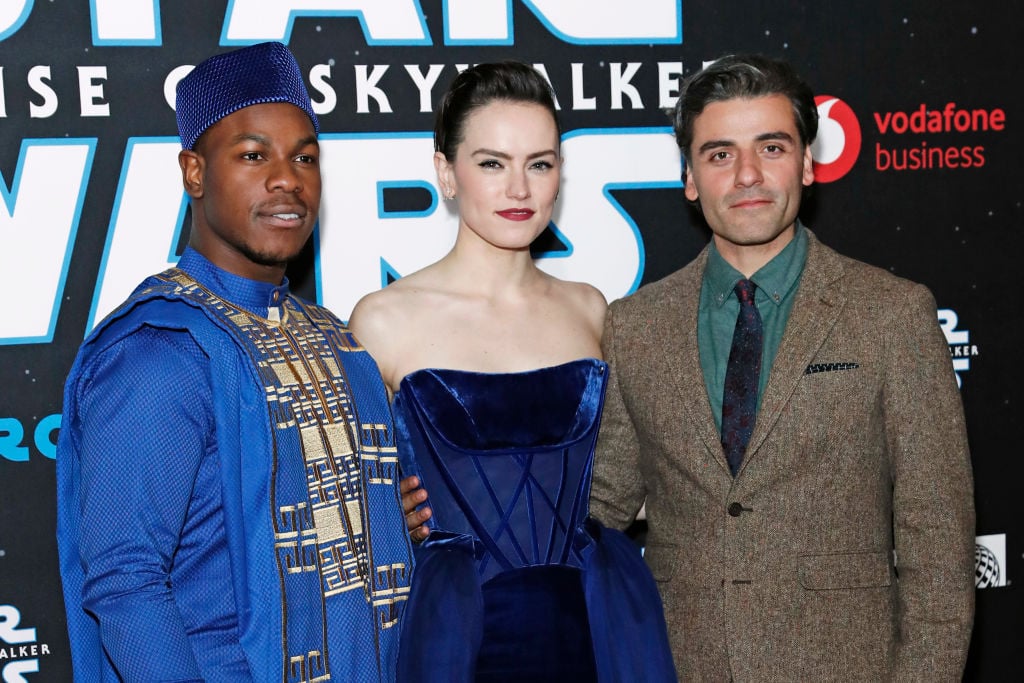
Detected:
left=657, top=61, right=683, bottom=109
left=354, top=65, right=393, bottom=113
left=571, top=63, right=597, bottom=110
left=222, top=0, right=679, bottom=46
left=521, top=0, right=680, bottom=44
left=609, top=62, right=643, bottom=110
left=223, top=0, right=430, bottom=45
left=91, top=0, right=159, bottom=44
left=309, top=64, right=337, bottom=115
left=0, top=606, right=34, bottom=645
left=27, top=66, right=57, bottom=119
left=445, top=0, right=681, bottom=44
left=0, top=68, right=6, bottom=117
left=164, top=65, right=193, bottom=110
left=938, top=309, right=970, bottom=388
left=444, top=0, right=509, bottom=43
left=937, top=309, right=968, bottom=345
left=317, top=134, right=451, bottom=318
left=545, top=129, right=681, bottom=300
left=78, top=66, right=110, bottom=117
left=87, top=132, right=681, bottom=329
left=317, top=130, right=680, bottom=315
left=2, top=659, right=40, bottom=683
left=1, top=141, right=96, bottom=344
left=530, top=63, right=561, bottom=110
left=403, top=64, right=445, bottom=113
left=87, top=139, right=184, bottom=331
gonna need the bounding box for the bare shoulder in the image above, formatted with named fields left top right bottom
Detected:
left=349, top=279, right=417, bottom=364
left=551, top=277, right=607, bottom=334
left=348, top=268, right=453, bottom=387
left=350, top=268, right=436, bottom=330
left=349, top=286, right=399, bottom=346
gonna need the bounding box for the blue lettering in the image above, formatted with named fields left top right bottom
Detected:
left=33, top=414, right=60, bottom=460
left=0, top=417, right=60, bottom=462
left=0, top=419, right=29, bottom=463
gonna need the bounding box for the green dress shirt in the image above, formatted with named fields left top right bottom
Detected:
left=698, top=223, right=809, bottom=432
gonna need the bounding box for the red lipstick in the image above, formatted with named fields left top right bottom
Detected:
left=496, top=208, right=535, bottom=221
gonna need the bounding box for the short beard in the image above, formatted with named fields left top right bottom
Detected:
left=238, top=243, right=296, bottom=270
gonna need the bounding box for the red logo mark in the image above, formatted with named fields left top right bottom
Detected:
left=811, top=95, right=862, bottom=183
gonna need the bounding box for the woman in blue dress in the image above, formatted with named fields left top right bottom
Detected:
left=349, top=61, right=675, bottom=683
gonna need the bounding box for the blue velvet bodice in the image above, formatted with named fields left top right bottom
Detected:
left=393, top=358, right=607, bottom=583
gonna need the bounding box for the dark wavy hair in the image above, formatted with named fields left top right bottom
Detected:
left=672, top=54, right=818, bottom=165
left=434, top=61, right=560, bottom=160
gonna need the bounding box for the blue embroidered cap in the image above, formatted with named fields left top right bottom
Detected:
left=176, top=41, right=319, bottom=150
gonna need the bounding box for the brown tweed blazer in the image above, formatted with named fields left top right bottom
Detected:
left=591, top=231, right=975, bottom=682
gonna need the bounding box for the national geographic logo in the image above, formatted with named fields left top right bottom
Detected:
left=975, top=534, right=1008, bottom=589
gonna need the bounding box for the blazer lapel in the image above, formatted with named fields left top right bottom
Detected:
left=740, top=232, right=847, bottom=471
left=664, top=249, right=734, bottom=475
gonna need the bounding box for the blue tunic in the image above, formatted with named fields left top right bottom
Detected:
left=56, top=248, right=414, bottom=682
left=393, top=359, right=676, bottom=682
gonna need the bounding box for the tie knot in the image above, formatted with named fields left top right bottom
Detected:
left=734, top=279, right=756, bottom=304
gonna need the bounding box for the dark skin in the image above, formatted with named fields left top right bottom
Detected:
left=400, top=476, right=432, bottom=542
left=180, top=101, right=425, bottom=537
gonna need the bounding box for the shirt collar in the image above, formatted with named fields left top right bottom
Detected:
left=176, top=247, right=290, bottom=315
left=704, top=222, right=809, bottom=308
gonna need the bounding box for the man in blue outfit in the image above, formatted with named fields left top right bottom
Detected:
left=56, top=42, right=414, bottom=682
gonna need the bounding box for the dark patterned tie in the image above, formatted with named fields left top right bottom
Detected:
left=721, top=279, right=762, bottom=476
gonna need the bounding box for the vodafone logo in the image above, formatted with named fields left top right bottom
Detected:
left=811, top=95, right=862, bottom=183
left=872, top=102, right=1004, bottom=172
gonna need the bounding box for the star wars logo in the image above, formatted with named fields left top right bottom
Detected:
left=0, top=605, right=51, bottom=682
left=937, top=309, right=978, bottom=389
left=2, top=130, right=683, bottom=345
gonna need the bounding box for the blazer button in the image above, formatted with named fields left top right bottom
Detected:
left=728, top=502, right=744, bottom=517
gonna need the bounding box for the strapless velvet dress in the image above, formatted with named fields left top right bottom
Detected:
left=393, top=359, right=676, bottom=682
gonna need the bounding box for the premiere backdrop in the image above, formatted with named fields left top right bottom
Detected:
left=0, top=1, right=1019, bottom=679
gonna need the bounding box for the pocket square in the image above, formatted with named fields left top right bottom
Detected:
left=805, top=362, right=859, bottom=374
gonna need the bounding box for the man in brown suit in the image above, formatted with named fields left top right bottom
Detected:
left=590, top=54, right=975, bottom=681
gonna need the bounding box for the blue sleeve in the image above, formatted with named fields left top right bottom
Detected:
left=73, top=325, right=212, bottom=681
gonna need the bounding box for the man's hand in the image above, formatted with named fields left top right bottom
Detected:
left=399, top=475, right=432, bottom=542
